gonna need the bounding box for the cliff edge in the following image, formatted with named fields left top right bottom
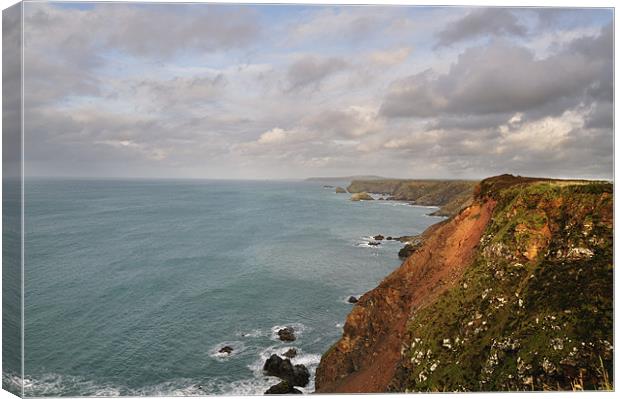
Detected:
left=346, top=179, right=476, bottom=216
left=316, top=174, right=613, bottom=392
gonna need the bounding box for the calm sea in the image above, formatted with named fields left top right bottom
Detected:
left=16, top=179, right=441, bottom=396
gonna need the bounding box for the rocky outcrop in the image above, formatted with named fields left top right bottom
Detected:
left=218, top=346, right=233, bottom=355
left=347, top=179, right=476, bottom=216
left=347, top=296, right=359, bottom=304
left=282, top=348, right=298, bottom=358
left=277, top=327, right=296, bottom=342
left=351, top=192, right=374, bottom=201
left=264, top=354, right=310, bottom=387
left=265, top=381, right=302, bottom=394
left=397, top=236, right=424, bottom=259
left=316, top=175, right=613, bottom=392
left=336, top=186, right=347, bottom=193
left=397, top=243, right=416, bottom=259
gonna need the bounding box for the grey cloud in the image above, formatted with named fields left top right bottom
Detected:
left=584, top=102, right=613, bottom=130
left=533, top=8, right=610, bottom=32
left=23, top=105, right=217, bottom=177
left=23, top=3, right=257, bottom=111
left=104, top=5, right=260, bottom=57
left=428, top=113, right=510, bottom=131
left=131, top=74, right=227, bottom=111
left=303, top=108, right=381, bottom=138
left=379, top=120, right=612, bottom=180
left=286, top=56, right=349, bottom=91
left=24, top=3, right=261, bottom=60
left=436, top=8, right=527, bottom=47
left=24, top=56, right=102, bottom=108
left=291, top=8, right=391, bottom=44
left=381, top=24, right=612, bottom=119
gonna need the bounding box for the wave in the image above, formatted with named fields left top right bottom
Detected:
left=17, top=372, right=287, bottom=397
left=2, top=372, right=23, bottom=396
left=19, top=373, right=124, bottom=397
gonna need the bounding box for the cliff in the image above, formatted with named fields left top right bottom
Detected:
left=316, top=174, right=613, bottom=392
left=346, top=179, right=477, bottom=216
left=305, top=175, right=385, bottom=183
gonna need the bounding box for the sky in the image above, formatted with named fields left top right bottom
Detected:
left=17, top=2, right=614, bottom=179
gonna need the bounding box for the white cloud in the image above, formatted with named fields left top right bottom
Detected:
left=95, top=139, right=169, bottom=161
left=498, top=109, right=585, bottom=153
left=257, top=128, right=287, bottom=144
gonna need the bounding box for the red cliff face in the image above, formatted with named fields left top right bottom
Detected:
left=315, top=199, right=496, bottom=393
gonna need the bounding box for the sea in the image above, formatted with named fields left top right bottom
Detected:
left=10, top=179, right=443, bottom=396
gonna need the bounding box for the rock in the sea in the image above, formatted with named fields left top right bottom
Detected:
left=368, top=241, right=381, bottom=246
left=351, top=192, right=374, bottom=201
left=265, top=381, right=302, bottom=394
left=282, top=348, right=298, bottom=358
left=374, top=234, right=385, bottom=241
left=386, top=236, right=393, bottom=240
left=335, top=186, right=347, bottom=193
left=263, top=354, right=310, bottom=387
left=347, top=296, right=359, bottom=304
left=277, top=327, right=296, bottom=342
left=218, top=346, right=233, bottom=354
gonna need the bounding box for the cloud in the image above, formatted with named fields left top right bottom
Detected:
left=436, top=8, right=527, bottom=46
left=95, top=139, right=168, bottom=161
left=381, top=24, right=612, bottom=119
left=257, top=128, right=287, bottom=144
left=497, top=109, right=584, bottom=153
left=130, top=74, right=227, bottom=111
left=19, top=4, right=613, bottom=180
left=290, top=7, right=389, bottom=44
left=24, top=3, right=261, bottom=59
left=286, top=55, right=349, bottom=91
left=367, top=47, right=412, bottom=66
left=303, top=106, right=383, bottom=138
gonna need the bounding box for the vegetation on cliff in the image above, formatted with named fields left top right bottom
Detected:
left=316, top=175, right=613, bottom=392
left=347, top=179, right=476, bottom=216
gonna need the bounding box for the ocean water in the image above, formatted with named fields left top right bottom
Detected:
left=19, top=179, right=442, bottom=396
